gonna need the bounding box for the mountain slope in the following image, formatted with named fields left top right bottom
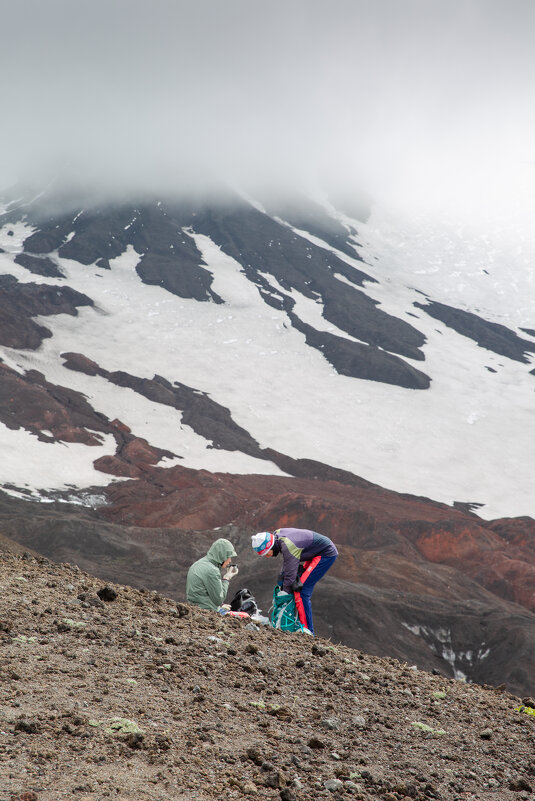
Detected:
left=1, top=185, right=534, bottom=697
left=1, top=548, right=535, bottom=801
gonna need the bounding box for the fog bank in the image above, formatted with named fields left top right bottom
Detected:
left=2, top=0, right=535, bottom=229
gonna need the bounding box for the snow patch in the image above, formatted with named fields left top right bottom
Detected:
left=0, top=221, right=36, bottom=253
left=0, top=422, right=119, bottom=494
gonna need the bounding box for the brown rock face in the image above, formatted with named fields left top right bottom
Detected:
left=94, top=438, right=175, bottom=478
left=0, top=275, right=92, bottom=348
left=393, top=518, right=535, bottom=612
left=0, top=364, right=106, bottom=445
left=0, top=363, right=175, bottom=467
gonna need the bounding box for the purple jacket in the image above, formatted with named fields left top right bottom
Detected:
left=273, top=528, right=338, bottom=592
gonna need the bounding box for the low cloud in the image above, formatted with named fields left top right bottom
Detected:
left=2, top=0, right=535, bottom=227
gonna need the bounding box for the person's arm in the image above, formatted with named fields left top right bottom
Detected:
left=280, top=542, right=301, bottom=592
left=204, top=567, right=229, bottom=608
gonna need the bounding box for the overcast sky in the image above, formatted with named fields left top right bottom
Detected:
left=2, top=0, right=535, bottom=225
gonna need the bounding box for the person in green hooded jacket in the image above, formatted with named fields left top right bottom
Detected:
left=186, top=538, right=239, bottom=611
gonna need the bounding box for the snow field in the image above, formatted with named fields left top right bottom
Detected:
left=0, top=207, right=534, bottom=519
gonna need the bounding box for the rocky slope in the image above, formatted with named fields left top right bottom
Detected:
left=1, top=472, right=535, bottom=701
left=1, top=546, right=535, bottom=801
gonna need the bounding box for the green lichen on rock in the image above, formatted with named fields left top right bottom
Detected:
left=105, top=718, right=144, bottom=735
left=412, top=721, right=446, bottom=736
left=62, top=618, right=86, bottom=628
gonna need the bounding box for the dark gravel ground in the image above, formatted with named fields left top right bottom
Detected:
left=1, top=550, right=535, bottom=801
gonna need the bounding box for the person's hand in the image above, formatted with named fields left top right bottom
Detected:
left=223, top=565, right=239, bottom=581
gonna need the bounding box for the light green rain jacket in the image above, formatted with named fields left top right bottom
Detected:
left=186, top=538, right=237, bottom=611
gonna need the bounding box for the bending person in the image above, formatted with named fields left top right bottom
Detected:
left=251, top=528, right=338, bottom=634
left=186, top=538, right=238, bottom=611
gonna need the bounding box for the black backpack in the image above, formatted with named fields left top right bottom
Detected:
left=229, top=588, right=258, bottom=616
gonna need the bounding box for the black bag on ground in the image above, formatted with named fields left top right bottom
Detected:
left=229, top=588, right=258, bottom=615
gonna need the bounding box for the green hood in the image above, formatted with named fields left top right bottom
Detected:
left=206, top=538, right=236, bottom=566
